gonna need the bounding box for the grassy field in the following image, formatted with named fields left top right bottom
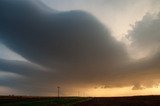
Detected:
left=0, top=96, right=91, bottom=106
left=1, top=95, right=160, bottom=106
left=75, top=96, right=160, bottom=106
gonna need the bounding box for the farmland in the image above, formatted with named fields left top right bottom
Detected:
left=0, top=96, right=91, bottom=106
left=1, top=95, right=160, bottom=106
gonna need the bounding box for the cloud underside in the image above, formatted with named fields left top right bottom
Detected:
left=0, top=0, right=160, bottom=95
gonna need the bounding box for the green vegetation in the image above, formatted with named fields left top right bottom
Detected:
left=0, top=97, right=92, bottom=106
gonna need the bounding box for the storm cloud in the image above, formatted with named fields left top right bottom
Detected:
left=125, top=11, right=160, bottom=89
left=0, top=0, right=127, bottom=67
left=128, top=12, right=160, bottom=57
left=0, top=0, right=160, bottom=95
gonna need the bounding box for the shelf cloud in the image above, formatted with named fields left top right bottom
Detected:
left=0, top=0, right=160, bottom=95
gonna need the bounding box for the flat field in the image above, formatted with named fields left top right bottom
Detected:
left=1, top=95, right=160, bottom=106
left=0, top=96, right=91, bottom=106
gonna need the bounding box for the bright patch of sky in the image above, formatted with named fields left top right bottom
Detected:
left=0, top=43, right=26, bottom=61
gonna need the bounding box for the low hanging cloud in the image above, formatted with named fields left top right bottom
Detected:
left=1, top=0, right=160, bottom=95
left=0, top=0, right=129, bottom=95
left=0, top=0, right=127, bottom=67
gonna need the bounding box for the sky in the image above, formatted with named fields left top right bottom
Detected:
left=0, top=0, right=160, bottom=96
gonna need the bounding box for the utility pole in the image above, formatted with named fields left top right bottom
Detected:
left=57, top=86, right=60, bottom=97
left=78, top=91, right=80, bottom=97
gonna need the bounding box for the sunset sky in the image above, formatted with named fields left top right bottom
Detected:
left=0, top=0, right=160, bottom=97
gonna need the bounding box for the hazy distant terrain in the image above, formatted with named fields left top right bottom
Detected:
left=1, top=96, right=160, bottom=106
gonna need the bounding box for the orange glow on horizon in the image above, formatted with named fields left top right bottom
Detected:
left=81, top=86, right=160, bottom=97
